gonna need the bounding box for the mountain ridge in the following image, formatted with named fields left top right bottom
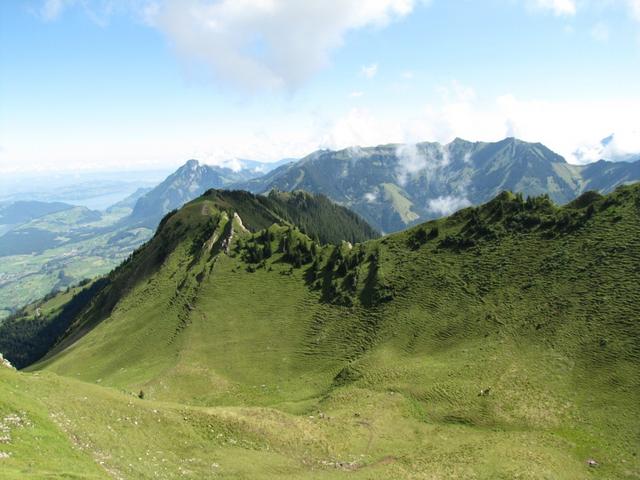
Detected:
left=1, top=139, right=638, bottom=322
left=235, top=137, right=640, bottom=232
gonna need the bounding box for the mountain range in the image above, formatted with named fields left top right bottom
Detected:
left=237, top=137, right=640, bottom=232
left=1, top=138, right=639, bottom=319
left=0, top=184, right=638, bottom=478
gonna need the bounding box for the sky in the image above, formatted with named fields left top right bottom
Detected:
left=1, top=0, right=639, bottom=174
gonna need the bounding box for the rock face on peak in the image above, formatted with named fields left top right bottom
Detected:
left=0, top=353, right=13, bottom=369
left=236, top=137, right=640, bottom=233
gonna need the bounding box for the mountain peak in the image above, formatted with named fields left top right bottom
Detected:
left=183, top=159, right=200, bottom=170
left=449, top=137, right=472, bottom=145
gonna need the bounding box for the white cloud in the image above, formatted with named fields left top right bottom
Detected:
left=529, top=0, right=576, bottom=16
left=4, top=88, right=640, bottom=174
left=36, top=1, right=417, bottom=89
left=396, top=144, right=428, bottom=185
left=221, top=157, right=244, bottom=172
left=591, top=22, right=610, bottom=41
left=574, top=131, right=640, bottom=163
left=317, top=107, right=404, bottom=151
left=395, top=143, right=451, bottom=185
left=427, top=196, right=472, bottom=216
left=350, top=91, right=365, bottom=98
left=144, top=1, right=414, bottom=90
left=310, top=81, right=640, bottom=166
left=361, top=63, right=379, bottom=79
left=364, top=190, right=378, bottom=202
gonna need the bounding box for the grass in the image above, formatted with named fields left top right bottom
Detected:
left=381, top=183, right=420, bottom=224
left=1, top=186, right=639, bottom=478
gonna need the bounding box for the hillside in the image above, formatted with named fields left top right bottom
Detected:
left=237, top=137, right=640, bottom=233
left=0, top=184, right=638, bottom=478
left=0, top=189, right=378, bottom=368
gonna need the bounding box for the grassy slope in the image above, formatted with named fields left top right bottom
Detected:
left=0, top=189, right=379, bottom=369
left=3, top=186, right=640, bottom=478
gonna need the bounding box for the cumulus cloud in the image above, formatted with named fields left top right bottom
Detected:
left=37, top=0, right=640, bottom=94
left=427, top=195, right=472, bottom=216
left=361, top=63, right=379, bottom=79
left=36, top=0, right=417, bottom=89
left=143, top=0, right=415, bottom=90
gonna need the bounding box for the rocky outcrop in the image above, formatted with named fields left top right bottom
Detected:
left=0, top=354, right=14, bottom=370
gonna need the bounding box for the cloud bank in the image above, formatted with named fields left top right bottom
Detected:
left=315, top=84, right=640, bottom=165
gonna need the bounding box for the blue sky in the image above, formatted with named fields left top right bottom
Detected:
left=1, top=0, right=639, bottom=174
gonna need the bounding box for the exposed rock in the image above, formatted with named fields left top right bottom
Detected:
left=233, top=212, right=249, bottom=233
left=0, top=354, right=14, bottom=370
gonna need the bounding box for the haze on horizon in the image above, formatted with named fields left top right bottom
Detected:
left=1, top=0, right=639, bottom=175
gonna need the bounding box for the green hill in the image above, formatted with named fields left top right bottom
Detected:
left=0, top=185, right=639, bottom=479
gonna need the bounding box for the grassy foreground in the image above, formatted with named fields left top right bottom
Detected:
left=1, top=186, right=639, bottom=478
